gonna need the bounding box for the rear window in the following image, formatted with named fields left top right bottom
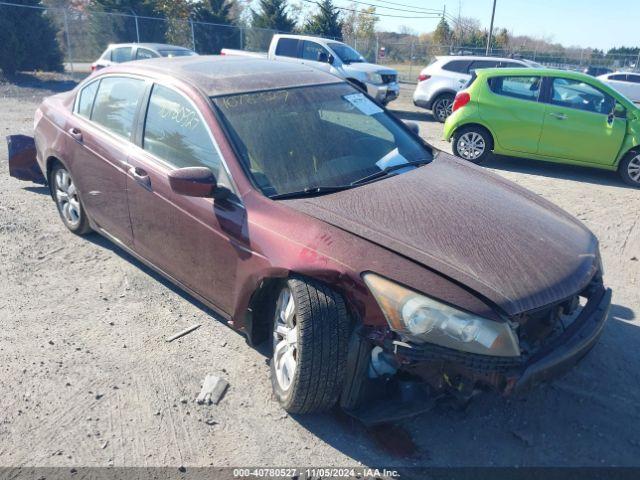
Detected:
left=76, top=80, right=100, bottom=118
left=489, top=76, right=541, bottom=101
left=91, top=77, right=145, bottom=139
left=275, top=38, right=299, bottom=58
left=442, top=60, right=470, bottom=73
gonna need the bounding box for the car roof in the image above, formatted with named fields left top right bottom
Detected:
left=475, top=67, right=592, bottom=79
left=107, top=55, right=343, bottom=96
left=275, top=34, right=343, bottom=45
left=436, top=55, right=528, bottom=63
left=108, top=43, right=192, bottom=51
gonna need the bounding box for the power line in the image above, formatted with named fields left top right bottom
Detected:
left=302, top=0, right=442, bottom=19
left=340, top=0, right=445, bottom=14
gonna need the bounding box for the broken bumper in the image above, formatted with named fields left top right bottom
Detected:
left=6, top=135, right=46, bottom=184
left=387, top=285, right=611, bottom=394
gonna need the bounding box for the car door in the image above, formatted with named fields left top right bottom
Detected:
left=134, top=47, right=160, bottom=60
left=300, top=40, right=332, bottom=73
left=537, top=76, right=626, bottom=165
left=67, top=75, right=147, bottom=245
left=125, top=83, right=246, bottom=314
left=111, top=46, right=133, bottom=64
left=480, top=74, right=545, bottom=154
left=440, top=59, right=472, bottom=91
left=272, top=37, right=302, bottom=64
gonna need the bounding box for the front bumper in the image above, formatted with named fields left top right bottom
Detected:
left=367, top=82, right=400, bottom=104
left=386, top=285, right=611, bottom=394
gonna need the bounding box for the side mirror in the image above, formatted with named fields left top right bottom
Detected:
left=317, top=52, right=329, bottom=63
left=328, top=53, right=335, bottom=64
left=168, top=166, right=217, bottom=197
left=614, top=102, right=627, bottom=119
left=403, top=120, right=420, bottom=135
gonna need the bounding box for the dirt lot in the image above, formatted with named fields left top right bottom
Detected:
left=1, top=75, right=639, bottom=472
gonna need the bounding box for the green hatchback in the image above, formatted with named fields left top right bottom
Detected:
left=443, top=68, right=640, bottom=186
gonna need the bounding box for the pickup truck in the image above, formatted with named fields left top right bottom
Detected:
left=221, top=34, right=400, bottom=105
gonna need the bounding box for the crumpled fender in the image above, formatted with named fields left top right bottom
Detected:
left=6, top=135, right=46, bottom=184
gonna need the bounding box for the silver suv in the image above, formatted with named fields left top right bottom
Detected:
left=413, top=55, right=541, bottom=122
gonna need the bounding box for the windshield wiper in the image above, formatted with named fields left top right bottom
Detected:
left=350, top=159, right=432, bottom=186
left=269, top=185, right=353, bottom=200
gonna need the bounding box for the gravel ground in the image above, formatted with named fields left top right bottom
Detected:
left=0, top=75, right=639, bottom=471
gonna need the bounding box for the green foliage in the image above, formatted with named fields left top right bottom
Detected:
left=304, top=0, right=342, bottom=40
left=432, top=16, right=452, bottom=53
left=193, top=0, right=240, bottom=54
left=0, top=0, right=63, bottom=75
left=246, top=0, right=296, bottom=51
left=155, top=0, right=192, bottom=47
left=88, top=0, right=165, bottom=48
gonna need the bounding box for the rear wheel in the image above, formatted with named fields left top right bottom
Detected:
left=270, top=276, right=350, bottom=414
left=51, top=163, right=91, bottom=235
left=431, top=93, right=454, bottom=122
left=452, top=125, right=493, bottom=164
left=619, top=151, right=640, bottom=187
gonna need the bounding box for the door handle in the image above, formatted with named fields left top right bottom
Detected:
left=128, top=166, right=151, bottom=190
left=549, top=112, right=568, bottom=120
left=68, top=127, right=83, bottom=142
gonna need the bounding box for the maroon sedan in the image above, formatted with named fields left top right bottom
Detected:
left=11, top=56, right=611, bottom=421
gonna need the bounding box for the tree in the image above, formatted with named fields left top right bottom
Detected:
left=432, top=16, right=452, bottom=53
left=304, top=0, right=342, bottom=39
left=0, top=0, right=63, bottom=75
left=155, top=0, right=193, bottom=47
left=247, top=0, right=296, bottom=51
left=88, top=0, right=165, bottom=49
left=193, top=0, right=240, bottom=53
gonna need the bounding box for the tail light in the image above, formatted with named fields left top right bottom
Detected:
left=418, top=74, right=430, bottom=82
left=452, top=91, right=471, bottom=112
left=90, top=64, right=96, bottom=72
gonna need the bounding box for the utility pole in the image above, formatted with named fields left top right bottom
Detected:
left=486, top=0, right=497, bottom=56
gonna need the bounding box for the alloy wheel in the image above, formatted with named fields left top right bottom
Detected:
left=273, top=287, right=298, bottom=392
left=457, top=131, right=486, bottom=161
left=54, top=168, right=81, bottom=228
left=628, top=154, right=640, bottom=184
left=434, top=98, right=453, bottom=121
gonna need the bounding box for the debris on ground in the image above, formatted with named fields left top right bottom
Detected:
left=196, top=375, right=229, bottom=405
left=165, top=324, right=201, bottom=342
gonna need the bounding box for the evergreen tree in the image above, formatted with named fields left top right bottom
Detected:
left=0, top=0, right=63, bottom=75
left=432, top=16, right=452, bottom=54
left=247, top=0, right=296, bottom=51
left=193, top=0, right=240, bottom=53
left=88, top=0, right=165, bottom=47
left=304, top=0, right=342, bottom=40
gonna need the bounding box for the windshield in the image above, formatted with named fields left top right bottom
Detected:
left=213, top=84, right=431, bottom=198
left=327, top=43, right=365, bottom=64
left=159, top=49, right=196, bottom=57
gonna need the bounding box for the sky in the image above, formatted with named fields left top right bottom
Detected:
left=333, top=0, right=639, bottom=50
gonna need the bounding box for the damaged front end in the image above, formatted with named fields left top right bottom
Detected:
left=345, top=275, right=611, bottom=425
left=6, top=135, right=46, bottom=184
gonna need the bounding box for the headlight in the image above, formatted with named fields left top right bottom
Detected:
left=363, top=273, right=520, bottom=357
left=367, top=72, right=383, bottom=84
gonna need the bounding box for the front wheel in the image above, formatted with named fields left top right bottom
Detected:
left=618, top=151, right=640, bottom=187
left=51, top=163, right=92, bottom=235
left=270, top=276, right=350, bottom=414
left=452, top=126, right=493, bottom=164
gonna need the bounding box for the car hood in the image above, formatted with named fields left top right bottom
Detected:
left=284, top=154, right=599, bottom=316
left=344, top=62, right=396, bottom=76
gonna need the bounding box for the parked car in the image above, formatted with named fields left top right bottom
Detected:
left=583, top=66, right=613, bottom=77
left=91, top=43, right=197, bottom=71
left=598, top=72, right=640, bottom=103
left=413, top=55, right=538, bottom=122
left=221, top=34, right=400, bottom=105
left=443, top=68, right=640, bottom=187
left=10, top=56, right=611, bottom=420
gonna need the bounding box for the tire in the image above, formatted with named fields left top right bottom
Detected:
left=270, top=276, right=350, bottom=414
left=452, top=125, right=494, bottom=164
left=618, top=150, right=640, bottom=187
left=50, top=163, right=92, bottom=235
left=431, top=93, right=455, bottom=123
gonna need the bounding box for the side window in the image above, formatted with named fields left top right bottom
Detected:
left=470, top=60, right=499, bottom=71
left=489, top=76, right=541, bottom=101
left=442, top=60, right=471, bottom=73
left=302, top=41, right=329, bottom=62
left=76, top=80, right=100, bottom=118
left=111, top=47, right=132, bottom=63
left=136, top=48, right=157, bottom=60
left=91, top=77, right=145, bottom=139
left=275, top=38, right=299, bottom=58
left=500, top=61, right=526, bottom=68
left=628, top=74, right=640, bottom=84
left=608, top=74, right=627, bottom=81
left=549, top=78, right=615, bottom=114
left=143, top=84, right=221, bottom=174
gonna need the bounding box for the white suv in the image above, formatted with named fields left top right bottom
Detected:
left=597, top=72, right=640, bottom=103
left=413, top=56, right=540, bottom=122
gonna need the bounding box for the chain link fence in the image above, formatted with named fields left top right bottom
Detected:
left=2, top=1, right=639, bottom=83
